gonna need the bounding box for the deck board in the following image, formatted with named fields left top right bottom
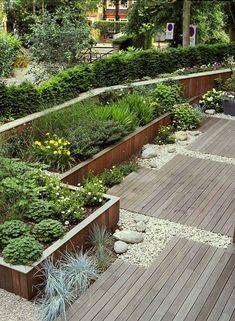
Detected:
left=63, top=239, right=235, bottom=321
left=189, top=118, right=235, bottom=158
left=110, top=155, right=235, bottom=237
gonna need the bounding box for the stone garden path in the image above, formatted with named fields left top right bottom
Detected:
left=60, top=117, right=235, bottom=321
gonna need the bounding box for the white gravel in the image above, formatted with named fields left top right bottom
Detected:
left=206, top=113, right=235, bottom=120
left=117, top=209, right=232, bottom=268
left=138, top=129, right=235, bottom=169
left=0, top=289, right=39, bottom=321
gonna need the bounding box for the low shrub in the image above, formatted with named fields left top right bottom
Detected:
left=0, top=32, right=21, bottom=77
left=23, top=199, right=56, bottom=223
left=99, top=167, right=124, bottom=188
left=0, top=220, right=29, bottom=247
left=172, top=103, right=202, bottom=130
left=199, top=88, right=224, bottom=112
left=81, top=177, right=107, bottom=206
left=151, top=81, right=186, bottom=115
left=32, top=133, right=72, bottom=171
left=1, top=42, right=234, bottom=121
left=155, top=126, right=176, bottom=145
left=223, top=74, right=235, bottom=91
left=2, top=236, right=43, bottom=265
left=32, top=219, right=65, bottom=243
left=118, top=162, right=141, bottom=176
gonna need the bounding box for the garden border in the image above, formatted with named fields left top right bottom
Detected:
left=59, top=113, right=171, bottom=185
left=0, top=192, right=119, bottom=300
left=0, top=69, right=231, bottom=137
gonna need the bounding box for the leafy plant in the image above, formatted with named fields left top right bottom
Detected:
left=2, top=236, right=43, bottom=265
left=118, top=162, right=141, bottom=176
left=0, top=220, right=29, bottom=247
left=32, top=133, right=72, bottom=171
left=32, top=219, right=65, bottom=243
left=80, top=177, right=107, bottom=207
left=155, top=126, right=176, bottom=145
left=172, top=103, right=202, bottom=130
left=199, top=88, right=224, bottom=112
left=0, top=32, right=21, bottom=77
left=99, top=167, right=124, bottom=188
left=23, top=199, right=56, bottom=223
left=119, top=94, right=154, bottom=126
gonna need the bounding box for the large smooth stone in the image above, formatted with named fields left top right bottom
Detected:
left=113, top=230, right=144, bottom=244
left=114, top=241, right=128, bottom=254
left=141, top=147, right=158, bottom=159
left=205, top=109, right=215, bottom=115
left=175, top=131, right=188, bottom=141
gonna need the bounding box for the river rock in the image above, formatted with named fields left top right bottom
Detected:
left=189, top=131, right=201, bottom=136
left=136, top=221, right=147, bottom=233
left=175, top=131, right=188, bottom=141
left=114, top=241, right=128, bottom=254
left=141, top=147, right=158, bottom=159
left=205, top=109, right=215, bottom=115
left=167, top=146, right=176, bottom=153
left=113, top=230, right=144, bottom=244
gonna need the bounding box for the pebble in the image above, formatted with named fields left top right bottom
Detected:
left=174, top=131, right=188, bottom=141
left=117, top=210, right=232, bottom=268
left=141, top=145, right=158, bottom=159
left=113, top=230, right=144, bottom=244
left=114, top=241, right=128, bottom=254
left=136, top=221, right=147, bottom=233
left=205, top=109, right=216, bottom=115
left=167, top=146, right=176, bottom=153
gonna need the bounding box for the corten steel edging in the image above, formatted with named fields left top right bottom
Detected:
left=0, top=69, right=231, bottom=138
left=59, top=113, right=172, bottom=185
left=0, top=192, right=120, bottom=300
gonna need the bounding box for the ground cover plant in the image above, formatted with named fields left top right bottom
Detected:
left=0, top=157, right=107, bottom=265
left=2, top=82, right=185, bottom=172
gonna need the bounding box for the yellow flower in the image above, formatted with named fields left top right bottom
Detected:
left=58, top=150, right=61, bottom=155
left=67, top=151, right=71, bottom=156
left=53, top=151, right=58, bottom=155
left=34, top=141, right=42, bottom=146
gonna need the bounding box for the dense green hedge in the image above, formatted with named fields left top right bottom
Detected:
left=0, top=32, right=21, bottom=78
left=0, top=42, right=234, bottom=120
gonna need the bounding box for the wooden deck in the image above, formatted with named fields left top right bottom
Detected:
left=61, top=238, right=235, bottom=321
left=109, top=155, right=235, bottom=237
left=189, top=118, right=235, bottom=158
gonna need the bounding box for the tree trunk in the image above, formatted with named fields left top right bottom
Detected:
left=32, top=0, right=36, bottom=14
left=115, top=0, right=120, bottom=21
left=182, top=0, right=191, bottom=47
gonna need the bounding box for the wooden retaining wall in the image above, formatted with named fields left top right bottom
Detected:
left=0, top=194, right=119, bottom=300
left=60, top=113, right=171, bottom=185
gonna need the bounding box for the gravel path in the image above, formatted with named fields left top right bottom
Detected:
left=117, top=209, right=232, bottom=268
left=0, top=289, right=39, bottom=321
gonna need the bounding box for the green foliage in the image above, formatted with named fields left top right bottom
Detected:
left=32, top=133, right=72, bottom=171
left=0, top=32, right=21, bottom=77
left=199, top=88, right=224, bottom=112
left=155, top=126, right=176, bottom=145
left=151, top=82, right=186, bottom=115
left=22, top=199, right=56, bottom=223
left=112, top=35, right=134, bottom=50
left=2, top=236, right=43, bottom=265
left=172, top=103, right=202, bottom=131
left=32, top=219, right=65, bottom=243
left=99, top=167, right=124, bottom=188
left=121, top=94, right=154, bottom=126
left=1, top=43, right=234, bottom=120
left=223, top=74, right=235, bottom=91
left=80, top=177, right=107, bottom=207
left=88, top=224, right=112, bottom=270
left=118, top=162, right=141, bottom=176
left=0, top=220, right=29, bottom=247
left=28, top=10, right=90, bottom=72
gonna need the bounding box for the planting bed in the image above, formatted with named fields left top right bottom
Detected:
left=0, top=191, right=119, bottom=300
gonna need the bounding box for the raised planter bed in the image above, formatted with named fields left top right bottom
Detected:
left=0, top=191, right=119, bottom=300
left=0, top=69, right=231, bottom=138
left=59, top=113, right=171, bottom=185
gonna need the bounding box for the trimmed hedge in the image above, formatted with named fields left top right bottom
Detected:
left=0, top=42, right=234, bottom=119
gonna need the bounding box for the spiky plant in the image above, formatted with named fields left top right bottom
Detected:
left=61, top=251, right=98, bottom=296
left=38, top=259, right=74, bottom=321
left=88, top=224, right=113, bottom=270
